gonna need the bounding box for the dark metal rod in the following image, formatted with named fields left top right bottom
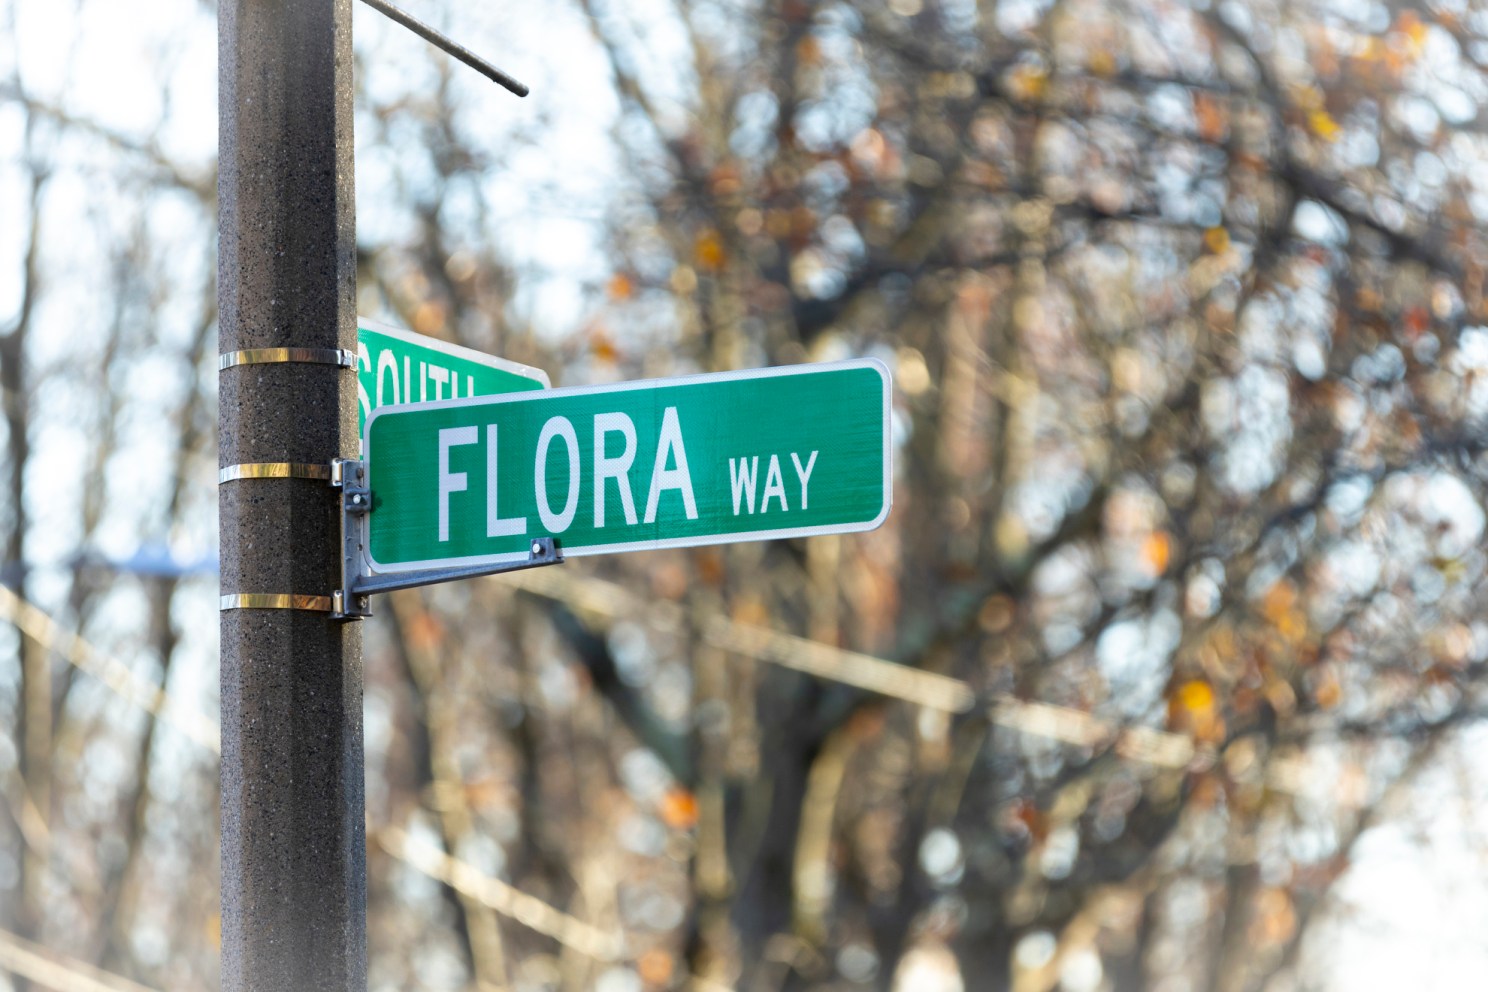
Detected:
left=357, top=0, right=529, bottom=97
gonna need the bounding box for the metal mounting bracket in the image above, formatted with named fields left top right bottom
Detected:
left=329, top=457, right=562, bottom=620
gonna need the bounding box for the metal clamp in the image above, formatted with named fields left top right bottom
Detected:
left=221, top=593, right=335, bottom=613
left=219, top=462, right=334, bottom=484
left=218, top=347, right=357, bottom=371
left=332, top=457, right=375, bottom=619
left=218, top=461, right=347, bottom=612
left=329, top=458, right=563, bottom=620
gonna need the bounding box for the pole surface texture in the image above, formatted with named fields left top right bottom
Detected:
left=219, top=2, right=364, bottom=990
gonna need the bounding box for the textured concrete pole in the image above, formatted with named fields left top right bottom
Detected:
left=219, top=2, right=364, bottom=990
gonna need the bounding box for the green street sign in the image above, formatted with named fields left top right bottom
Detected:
left=364, top=360, right=891, bottom=571
left=356, top=318, right=549, bottom=435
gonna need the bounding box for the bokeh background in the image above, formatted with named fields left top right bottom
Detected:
left=4, top=0, right=1488, bottom=990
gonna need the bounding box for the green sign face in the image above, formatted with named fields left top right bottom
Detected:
left=364, top=360, right=891, bottom=571
left=356, top=318, right=549, bottom=435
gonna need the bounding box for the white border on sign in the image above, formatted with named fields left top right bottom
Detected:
left=357, top=316, right=552, bottom=389
left=363, top=358, right=893, bottom=573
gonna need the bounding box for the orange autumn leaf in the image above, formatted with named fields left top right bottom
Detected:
left=1309, top=109, right=1341, bottom=141
left=709, top=163, right=742, bottom=196
left=638, top=949, right=675, bottom=985
left=1275, top=609, right=1307, bottom=645
left=1313, top=669, right=1342, bottom=709
left=1193, top=92, right=1227, bottom=142
left=1402, top=305, right=1429, bottom=338
left=406, top=610, right=444, bottom=652
left=694, top=228, right=727, bottom=272
left=1009, top=798, right=1049, bottom=843
left=1169, top=679, right=1224, bottom=742
left=1261, top=581, right=1297, bottom=624
left=1008, top=64, right=1048, bottom=103
left=1204, top=226, right=1230, bottom=254
left=607, top=273, right=634, bottom=300
left=1143, top=531, right=1172, bottom=574
left=1397, top=10, right=1427, bottom=55
left=695, top=546, right=727, bottom=587
left=590, top=331, right=620, bottom=364
left=1261, top=580, right=1307, bottom=643
left=1250, top=887, right=1297, bottom=945
left=659, top=787, right=699, bottom=830
left=1175, top=679, right=1215, bottom=714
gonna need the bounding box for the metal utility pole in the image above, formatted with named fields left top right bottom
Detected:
left=219, top=1, right=364, bottom=990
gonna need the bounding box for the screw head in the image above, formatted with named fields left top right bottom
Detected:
left=531, top=541, right=543, bottom=556
left=352, top=494, right=363, bottom=505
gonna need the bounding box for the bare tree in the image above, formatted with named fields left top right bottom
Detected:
left=5, top=2, right=1488, bottom=991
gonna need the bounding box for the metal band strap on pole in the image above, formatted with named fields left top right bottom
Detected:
left=218, top=462, right=334, bottom=484
left=216, top=456, right=564, bottom=617
left=219, top=463, right=343, bottom=611
left=218, top=347, right=357, bottom=371
left=220, top=594, right=336, bottom=613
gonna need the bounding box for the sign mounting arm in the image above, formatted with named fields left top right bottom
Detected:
left=330, top=459, right=562, bottom=619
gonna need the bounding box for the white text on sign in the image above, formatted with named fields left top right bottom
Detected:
left=436, top=407, right=705, bottom=540
left=728, top=452, right=817, bottom=514
left=359, top=343, right=478, bottom=421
